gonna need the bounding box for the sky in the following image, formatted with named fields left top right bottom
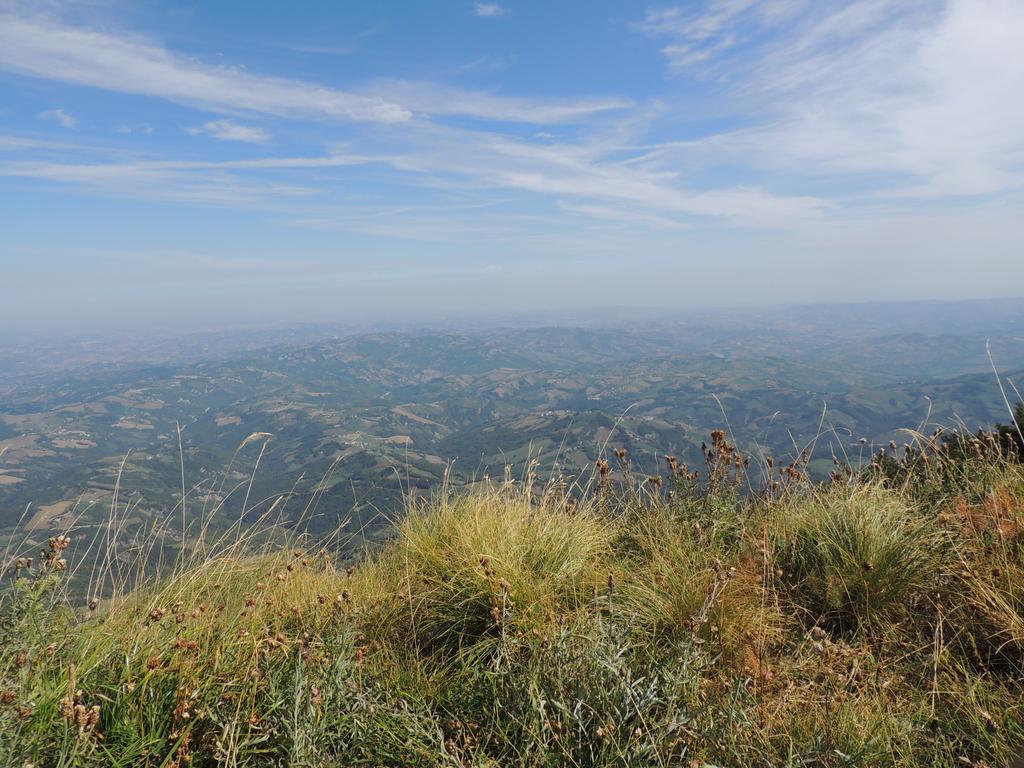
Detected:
left=0, top=0, right=1022, bottom=332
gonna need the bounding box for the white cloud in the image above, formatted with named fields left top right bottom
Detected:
left=0, top=128, right=829, bottom=229
left=0, top=13, right=411, bottom=124
left=637, top=0, right=1024, bottom=197
left=474, top=3, right=507, bottom=17
left=0, top=134, right=84, bottom=151
left=0, top=12, right=624, bottom=127
left=634, top=0, right=808, bottom=73
left=38, top=108, right=78, bottom=128
left=117, top=124, right=154, bottom=135
left=368, top=80, right=630, bottom=123
left=756, top=0, right=1024, bottom=196
left=186, top=119, right=271, bottom=144
left=6, top=153, right=372, bottom=178
left=557, top=200, right=690, bottom=230
left=0, top=152, right=377, bottom=209
left=355, top=128, right=832, bottom=227
left=6, top=0, right=1017, bottom=244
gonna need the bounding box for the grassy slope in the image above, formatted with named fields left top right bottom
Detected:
left=2, top=434, right=1024, bottom=767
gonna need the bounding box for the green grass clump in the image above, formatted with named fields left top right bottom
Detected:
left=361, top=487, right=615, bottom=657
left=775, top=483, right=944, bottom=633
left=2, top=437, right=1024, bottom=766
left=617, top=507, right=781, bottom=666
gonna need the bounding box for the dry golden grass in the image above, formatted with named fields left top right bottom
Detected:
left=2, top=435, right=1024, bottom=766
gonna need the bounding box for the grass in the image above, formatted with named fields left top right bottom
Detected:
left=2, top=429, right=1024, bottom=766
left=775, top=483, right=944, bottom=632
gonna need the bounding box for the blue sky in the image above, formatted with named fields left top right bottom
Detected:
left=1, top=0, right=1022, bottom=331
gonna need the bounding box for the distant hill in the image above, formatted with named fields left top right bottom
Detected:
left=1, top=300, right=1022, bottom=549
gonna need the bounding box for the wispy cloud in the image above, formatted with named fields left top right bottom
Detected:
left=634, top=0, right=808, bottom=73
left=636, top=0, right=1024, bottom=197
left=557, top=200, right=690, bottom=230
left=0, top=13, right=411, bottom=124
left=0, top=152, right=378, bottom=210
left=0, top=134, right=85, bottom=151
left=38, top=108, right=78, bottom=129
left=1, top=128, right=829, bottom=229
left=0, top=12, right=624, bottom=127
left=382, top=125, right=830, bottom=226
left=186, top=119, right=271, bottom=144
left=369, top=80, right=630, bottom=123
left=116, top=124, right=154, bottom=135
left=474, top=3, right=507, bottom=18
left=3, top=0, right=1019, bottom=251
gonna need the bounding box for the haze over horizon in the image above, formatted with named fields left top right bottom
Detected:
left=2, top=0, right=1022, bottom=331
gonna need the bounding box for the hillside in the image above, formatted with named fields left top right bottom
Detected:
left=2, top=426, right=1023, bottom=766
left=4, top=303, right=1024, bottom=558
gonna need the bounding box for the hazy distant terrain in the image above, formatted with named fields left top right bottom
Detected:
left=2, top=299, right=1023, bottom=545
